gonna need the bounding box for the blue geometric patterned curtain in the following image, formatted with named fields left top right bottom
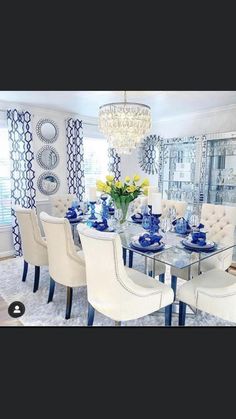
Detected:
left=108, top=148, right=121, bottom=181
left=66, top=118, right=85, bottom=201
left=7, top=109, right=36, bottom=256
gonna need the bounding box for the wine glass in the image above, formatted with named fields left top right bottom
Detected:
left=189, top=213, right=199, bottom=231
left=160, top=217, right=171, bottom=242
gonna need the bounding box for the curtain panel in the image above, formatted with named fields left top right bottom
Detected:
left=108, top=148, right=121, bottom=181
left=7, top=109, right=36, bottom=256
left=66, top=118, right=85, bottom=201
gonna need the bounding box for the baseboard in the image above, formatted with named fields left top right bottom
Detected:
left=0, top=250, right=15, bottom=259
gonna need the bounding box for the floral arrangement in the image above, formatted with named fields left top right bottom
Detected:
left=96, top=175, right=149, bottom=224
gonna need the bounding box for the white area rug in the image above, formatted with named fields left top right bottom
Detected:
left=0, top=255, right=234, bottom=326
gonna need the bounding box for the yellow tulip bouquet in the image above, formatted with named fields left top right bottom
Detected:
left=96, top=175, right=149, bottom=224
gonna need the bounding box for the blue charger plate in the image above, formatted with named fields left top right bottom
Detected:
left=131, top=219, right=143, bottom=224
left=130, top=241, right=165, bottom=253
left=181, top=239, right=216, bottom=252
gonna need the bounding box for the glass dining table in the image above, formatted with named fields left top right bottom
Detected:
left=120, top=221, right=236, bottom=281
left=74, top=211, right=236, bottom=281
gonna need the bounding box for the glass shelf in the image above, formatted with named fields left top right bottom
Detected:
left=206, top=154, right=236, bottom=158
left=206, top=184, right=236, bottom=187
left=163, top=180, right=193, bottom=183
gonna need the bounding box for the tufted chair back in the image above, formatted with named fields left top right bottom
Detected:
left=132, top=196, right=148, bottom=213
left=161, top=200, right=187, bottom=218
left=78, top=224, right=166, bottom=321
left=14, top=206, right=48, bottom=266
left=200, top=203, right=236, bottom=270
left=40, top=212, right=86, bottom=288
left=49, top=194, right=77, bottom=217
left=201, top=203, right=236, bottom=242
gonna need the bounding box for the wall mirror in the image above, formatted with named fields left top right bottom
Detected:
left=36, top=119, right=59, bottom=143
left=37, top=172, right=60, bottom=195
left=138, top=135, right=160, bottom=175
left=36, top=146, right=59, bottom=170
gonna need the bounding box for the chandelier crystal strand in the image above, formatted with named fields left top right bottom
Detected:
left=98, top=92, right=152, bottom=154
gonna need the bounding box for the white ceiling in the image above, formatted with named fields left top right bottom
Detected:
left=1, top=91, right=236, bottom=121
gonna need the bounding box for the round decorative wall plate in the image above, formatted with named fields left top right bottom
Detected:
left=37, top=172, right=60, bottom=195
left=138, top=135, right=159, bottom=175
left=36, top=146, right=59, bottom=170
left=36, top=119, right=59, bottom=143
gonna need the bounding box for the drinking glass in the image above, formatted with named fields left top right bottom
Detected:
left=142, top=214, right=151, bottom=231
left=160, top=217, right=171, bottom=242
left=189, top=213, right=199, bottom=230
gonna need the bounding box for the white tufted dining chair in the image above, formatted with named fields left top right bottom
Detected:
left=49, top=194, right=77, bottom=217
left=161, top=200, right=187, bottom=219
left=132, top=196, right=148, bottom=213
left=177, top=268, right=236, bottom=325
left=14, top=206, right=48, bottom=292
left=40, top=212, right=86, bottom=320
left=77, top=224, right=174, bottom=326
left=171, top=203, right=236, bottom=298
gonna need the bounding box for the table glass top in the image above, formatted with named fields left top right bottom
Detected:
left=119, top=222, right=236, bottom=269
left=71, top=207, right=235, bottom=270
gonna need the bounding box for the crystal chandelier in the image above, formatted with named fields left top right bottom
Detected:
left=98, top=91, right=152, bottom=154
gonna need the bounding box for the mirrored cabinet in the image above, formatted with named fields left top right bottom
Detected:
left=159, top=136, right=201, bottom=208
left=204, top=133, right=236, bottom=206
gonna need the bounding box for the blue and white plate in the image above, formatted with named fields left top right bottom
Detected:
left=131, top=219, right=143, bottom=224
left=68, top=216, right=83, bottom=224
left=131, top=240, right=165, bottom=252
left=182, top=239, right=216, bottom=251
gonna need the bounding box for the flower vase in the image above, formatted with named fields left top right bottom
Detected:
left=114, top=200, right=131, bottom=232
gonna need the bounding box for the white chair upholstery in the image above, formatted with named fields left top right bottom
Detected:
left=161, top=200, right=187, bottom=219
left=132, top=196, right=148, bottom=213
left=177, top=268, right=236, bottom=325
left=40, top=212, right=86, bottom=319
left=14, top=206, right=48, bottom=292
left=171, top=203, right=236, bottom=282
left=77, top=224, right=174, bottom=326
left=49, top=194, right=77, bottom=217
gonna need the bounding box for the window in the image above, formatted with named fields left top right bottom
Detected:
left=0, top=126, right=11, bottom=226
left=83, top=137, right=108, bottom=199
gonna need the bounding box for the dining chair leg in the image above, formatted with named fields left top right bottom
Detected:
left=87, top=302, right=95, bottom=326
left=128, top=250, right=133, bottom=268
left=115, top=321, right=121, bottom=326
left=171, top=275, right=177, bottom=299
left=179, top=301, right=186, bottom=326
left=165, top=304, right=172, bottom=326
left=22, top=260, right=28, bottom=282
left=65, top=287, right=73, bottom=320
left=159, top=273, right=165, bottom=283
left=47, top=277, right=55, bottom=303
left=122, top=248, right=127, bottom=265
left=33, top=266, right=40, bottom=293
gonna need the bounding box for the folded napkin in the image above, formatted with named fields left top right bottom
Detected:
left=191, top=231, right=206, bottom=246
left=197, top=223, right=205, bottom=230
left=65, top=208, right=78, bottom=219
left=138, top=233, right=163, bottom=247
left=92, top=218, right=108, bottom=231
left=131, top=212, right=143, bottom=221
